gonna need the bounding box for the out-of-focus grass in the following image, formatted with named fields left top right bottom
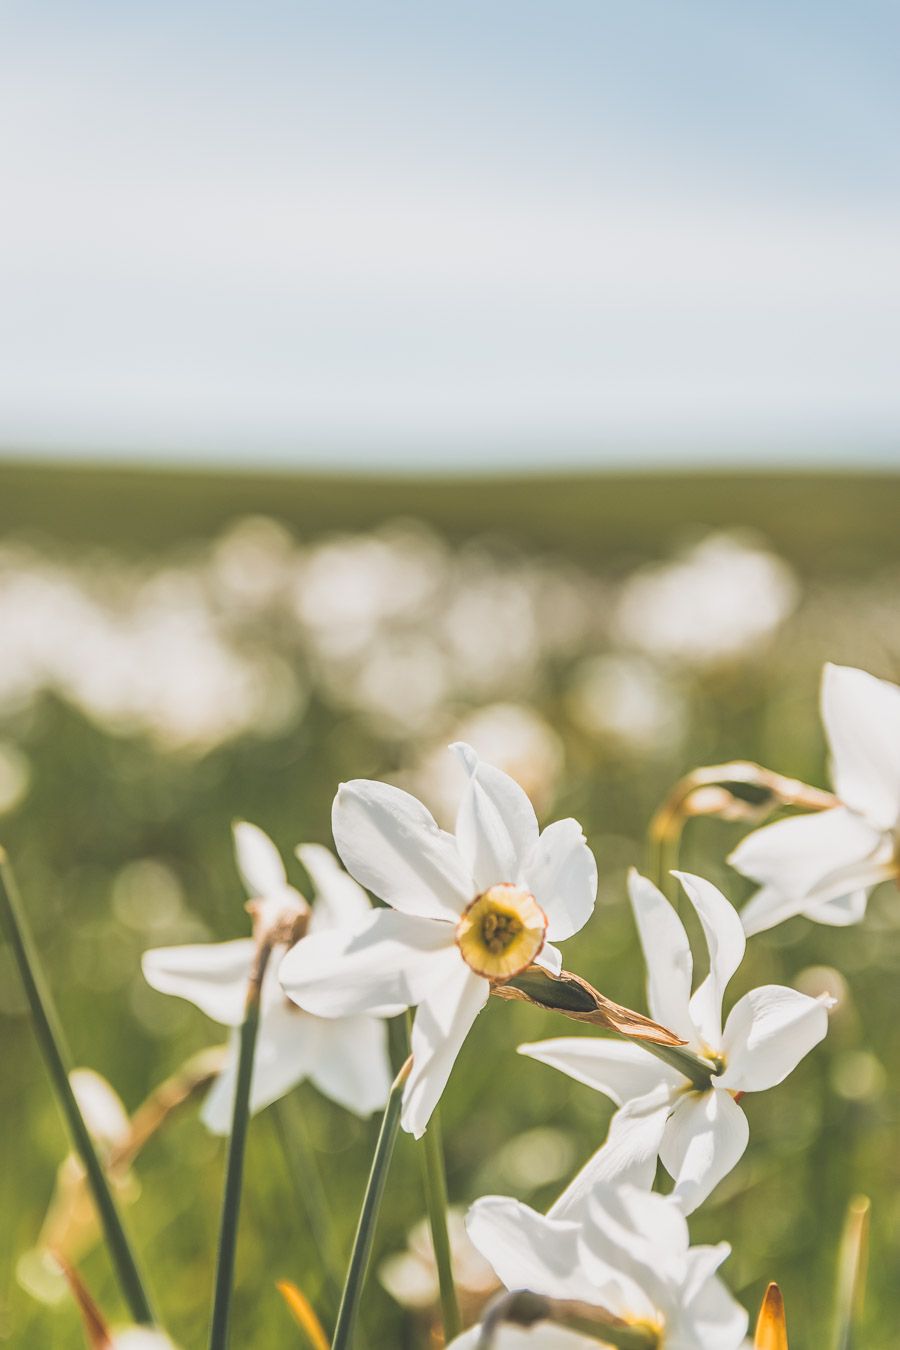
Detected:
left=1, top=461, right=897, bottom=574
left=1, top=464, right=899, bottom=1350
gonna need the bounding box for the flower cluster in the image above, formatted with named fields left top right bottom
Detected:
left=16, top=660, right=890, bottom=1347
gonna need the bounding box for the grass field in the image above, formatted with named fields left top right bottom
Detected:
left=1, top=461, right=899, bottom=1348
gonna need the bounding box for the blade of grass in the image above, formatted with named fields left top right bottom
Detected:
left=208, top=940, right=273, bottom=1350
left=831, top=1195, right=870, bottom=1350
left=272, top=1096, right=344, bottom=1317
left=277, top=1279, right=330, bottom=1350
left=331, top=1057, right=411, bottom=1350
left=0, top=849, right=156, bottom=1326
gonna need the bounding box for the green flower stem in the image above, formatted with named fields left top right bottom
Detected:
left=0, top=849, right=156, bottom=1326
left=208, top=940, right=273, bottom=1350
left=419, top=1105, right=463, bottom=1344
left=331, top=1056, right=412, bottom=1350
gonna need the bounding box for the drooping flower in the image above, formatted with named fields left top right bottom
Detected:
left=280, top=743, right=597, bottom=1137
left=521, top=870, right=830, bottom=1215
left=17, top=1071, right=135, bottom=1304
left=730, top=663, right=900, bottom=935
left=142, top=824, right=392, bottom=1133
left=446, top=1183, right=748, bottom=1349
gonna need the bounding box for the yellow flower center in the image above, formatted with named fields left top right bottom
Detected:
left=455, top=884, right=547, bottom=981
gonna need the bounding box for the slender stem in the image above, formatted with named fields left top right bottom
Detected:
left=331, top=1057, right=412, bottom=1350
left=419, top=1107, right=463, bottom=1344
left=0, top=849, right=156, bottom=1326
left=208, top=941, right=272, bottom=1350
left=272, top=1097, right=344, bottom=1314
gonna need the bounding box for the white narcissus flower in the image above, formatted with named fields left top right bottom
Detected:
left=730, top=663, right=900, bottom=935
left=279, top=743, right=597, bottom=1137
left=521, top=871, right=830, bottom=1215
left=447, top=1183, right=748, bottom=1350
left=142, top=824, right=392, bottom=1133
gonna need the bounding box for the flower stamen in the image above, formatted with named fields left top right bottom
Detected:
left=455, top=884, right=547, bottom=981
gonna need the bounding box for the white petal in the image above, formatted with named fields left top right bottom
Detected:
left=279, top=908, right=457, bottom=1019
left=297, top=843, right=372, bottom=934
left=803, top=888, right=869, bottom=926
left=233, top=820, right=287, bottom=897
left=519, top=1037, right=678, bottom=1106
left=532, top=941, right=563, bottom=975
left=661, top=1088, right=749, bottom=1214
left=142, top=940, right=255, bottom=1027
left=730, top=807, right=886, bottom=933
left=310, top=1015, right=393, bottom=1116
left=452, top=742, right=539, bottom=891
left=403, top=961, right=489, bottom=1137
left=627, top=870, right=695, bottom=1043
left=675, top=872, right=745, bottom=1049
left=201, top=1002, right=323, bottom=1134
left=549, top=1087, right=674, bottom=1221
left=112, top=1334, right=179, bottom=1350
left=448, top=1323, right=597, bottom=1349
left=674, top=1259, right=749, bottom=1350
left=522, top=820, right=597, bottom=942
left=719, top=985, right=829, bottom=1093
left=822, top=663, right=900, bottom=831
left=584, top=1184, right=690, bottom=1291
left=333, top=779, right=472, bottom=920
left=70, top=1070, right=131, bottom=1150
left=738, top=883, right=813, bottom=937
left=465, top=1196, right=591, bottom=1302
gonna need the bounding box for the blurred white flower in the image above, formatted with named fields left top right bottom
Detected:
left=614, top=533, right=798, bottom=666
left=379, top=1208, right=497, bottom=1311
left=294, top=526, right=443, bottom=661
left=142, top=824, right=392, bottom=1132
left=449, top=1183, right=748, bottom=1350
left=208, top=516, right=297, bottom=612
left=522, top=870, right=830, bottom=1215
left=405, top=704, right=563, bottom=827
left=566, top=655, right=684, bottom=754
left=730, top=663, right=900, bottom=934
left=280, top=744, right=597, bottom=1137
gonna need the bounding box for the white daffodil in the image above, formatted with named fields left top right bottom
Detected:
left=730, top=663, right=900, bottom=935
left=279, top=743, right=597, bottom=1137
left=522, top=870, right=829, bottom=1215
left=142, top=824, right=392, bottom=1133
left=447, top=1183, right=748, bottom=1350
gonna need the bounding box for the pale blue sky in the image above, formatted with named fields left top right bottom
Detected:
left=2, top=2, right=899, bottom=469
